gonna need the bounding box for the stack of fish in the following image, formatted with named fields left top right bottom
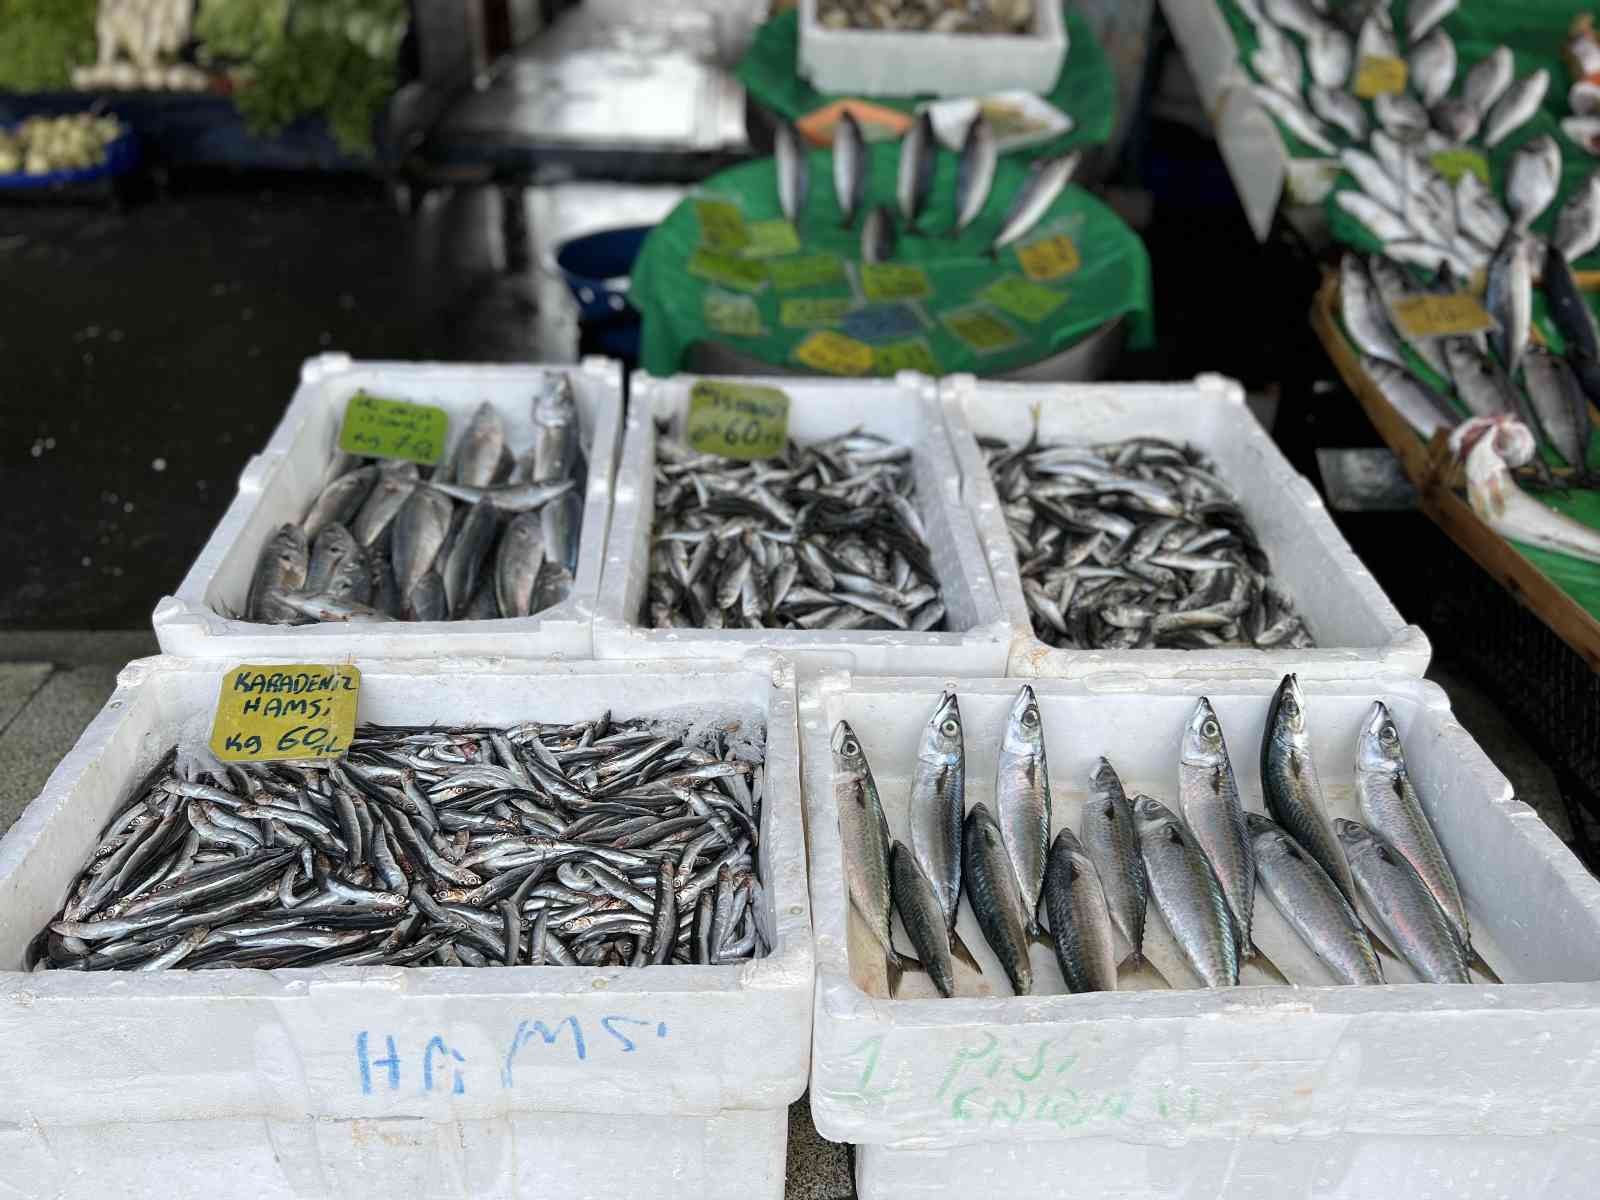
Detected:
left=833, top=677, right=1479, bottom=997
left=980, top=434, right=1314, bottom=650
left=645, top=430, right=947, bottom=632
left=816, top=0, right=1034, bottom=35
left=774, top=110, right=1079, bottom=262
left=29, top=713, right=767, bottom=972
left=244, top=373, right=585, bottom=625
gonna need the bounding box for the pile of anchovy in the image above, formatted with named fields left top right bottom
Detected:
left=28, top=714, right=767, bottom=972
left=817, top=0, right=1033, bottom=34
left=645, top=431, right=947, bottom=633
left=243, top=372, right=584, bottom=625
left=982, top=435, right=1313, bottom=651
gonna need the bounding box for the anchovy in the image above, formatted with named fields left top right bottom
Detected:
left=990, top=151, right=1080, bottom=253
left=1178, top=698, right=1255, bottom=956
left=896, top=109, right=936, bottom=230
left=1247, top=813, right=1382, bottom=985
left=1043, top=828, right=1118, bottom=993
left=962, top=802, right=1033, bottom=996
left=1080, top=757, right=1147, bottom=964
left=31, top=713, right=767, bottom=972
left=1133, top=795, right=1238, bottom=988
left=833, top=110, right=867, bottom=228
left=1335, top=819, right=1469, bottom=983
left=951, top=114, right=998, bottom=237
left=1261, top=673, right=1357, bottom=907
left=775, top=120, right=808, bottom=225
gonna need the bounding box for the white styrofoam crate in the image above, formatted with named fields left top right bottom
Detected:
left=942, top=373, right=1431, bottom=680
left=798, top=0, right=1067, bottom=98
left=0, top=656, right=811, bottom=1200
left=799, top=673, right=1600, bottom=1198
left=153, top=354, right=624, bottom=660
left=592, top=371, right=1011, bottom=676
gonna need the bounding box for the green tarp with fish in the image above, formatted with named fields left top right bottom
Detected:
left=735, top=4, right=1116, bottom=158
left=629, top=140, right=1153, bottom=378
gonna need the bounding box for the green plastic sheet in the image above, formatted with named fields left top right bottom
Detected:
left=631, top=140, right=1152, bottom=378
left=735, top=4, right=1116, bottom=157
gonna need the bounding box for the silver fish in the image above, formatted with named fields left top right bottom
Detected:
left=832, top=721, right=908, bottom=990
left=1260, top=673, right=1357, bottom=907
left=909, top=690, right=964, bottom=941
left=1355, top=702, right=1469, bottom=954
left=1081, top=757, right=1147, bottom=964
left=450, top=402, right=505, bottom=489
left=1340, top=255, right=1406, bottom=366
left=996, top=685, right=1050, bottom=937
left=1335, top=819, right=1469, bottom=983
left=833, top=110, right=867, bottom=228
left=406, top=568, right=447, bottom=621
left=1252, top=84, right=1337, bottom=156
left=1483, top=69, right=1550, bottom=148
left=1431, top=96, right=1480, bottom=144
left=862, top=204, right=897, bottom=263
left=1454, top=170, right=1510, bottom=252
left=1306, top=23, right=1352, bottom=90
left=1383, top=238, right=1473, bottom=278
left=775, top=120, right=808, bottom=225
left=1443, top=337, right=1513, bottom=417
left=1339, top=147, right=1404, bottom=212
left=963, top=802, right=1034, bottom=996
left=1252, top=17, right=1303, bottom=94
left=1485, top=231, right=1532, bottom=375
left=1523, top=346, right=1595, bottom=473
left=1463, top=47, right=1515, bottom=121
left=1355, top=11, right=1397, bottom=61
left=304, top=522, right=367, bottom=600
left=303, top=465, right=377, bottom=541
left=896, top=110, right=936, bottom=230
left=247, top=523, right=308, bottom=623
left=1310, top=86, right=1367, bottom=142
left=1407, top=0, right=1455, bottom=42
left=1408, top=28, right=1456, bottom=109
left=1374, top=90, right=1429, bottom=141
left=1043, top=828, right=1118, bottom=993
left=951, top=114, right=997, bottom=237
left=442, top=497, right=499, bottom=616
left=1554, top=170, right=1600, bottom=263
left=1365, top=356, right=1458, bottom=438
left=390, top=485, right=454, bottom=599
left=1367, top=254, right=1449, bottom=377
left=427, top=478, right=575, bottom=514
left=890, top=842, right=954, bottom=997
left=1178, top=698, right=1255, bottom=955
left=350, top=468, right=416, bottom=548
left=1263, top=0, right=1321, bottom=38
left=1335, top=190, right=1410, bottom=243
left=1562, top=115, right=1600, bottom=155
left=1506, top=134, right=1561, bottom=230
left=1246, top=812, right=1382, bottom=985
left=529, top=372, right=578, bottom=484
left=1133, top=795, right=1238, bottom=988
left=990, top=151, right=1080, bottom=253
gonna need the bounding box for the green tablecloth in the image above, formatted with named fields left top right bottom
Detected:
left=735, top=5, right=1116, bottom=157
left=632, top=141, right=1152, bottom=378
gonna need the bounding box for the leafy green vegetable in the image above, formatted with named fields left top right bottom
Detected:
left=0, top=0, right=97, bottom=93
left=194, top=0, right=290, bottom=62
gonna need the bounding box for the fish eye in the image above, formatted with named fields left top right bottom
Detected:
left=940, top=718, right=960, bottom=737
left=1021, top=705, right=1039, bottom=727
left=1380, top=725, right=1398, bottom=744
left=1202, top=719, right=1219, bottom=739
left=842, top=738, right=859, bottom=756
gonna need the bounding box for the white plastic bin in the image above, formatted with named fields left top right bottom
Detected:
left=593, top=371, right=1011, bottom=676
left=799, top=672, right=1600, bottom=1198
left=942, top=373, right=1431, bottom=679
left=798, top=0, right=1068, bottom=98
left=153, top=354, right=624, bottom=660
left=0, top=656, right=811, bottom=1200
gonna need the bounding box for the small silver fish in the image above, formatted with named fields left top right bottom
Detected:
left=1408, top=27, right=1456, bottom=109
left=1134, top=795, right=1238, bottom=988
left=862, top=204, right=897, bottom=264
left=1554, top=170, right=1600, bottom=263
left=833, top=110, right=867, bottom=228
left=896, top=110, right=936, bottom=230
left=1483, top=69, right=1550, bottom=148
left=1506, top=134, right=1561, bottom=231
left=950, top=114, right=997, bottom=237
left=775, top=120, right=808, bottom=225
left=1247, top=812, right=1382, bottom=985
left=1335, top=818, right=1469, bottom=983
left=1043, top=828, right=1118, bottom=993
left=1463, top=47, right=1514, bottom=122
left=990, top=151, right=1080, bottom=253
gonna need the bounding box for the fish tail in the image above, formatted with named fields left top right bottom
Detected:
left=1117, top=947, right=1145, bottom=970
left=950, top=927, right=983, bottom=973
left=887, top=948, right=923, bottom=997
left=1467, top=944, right=1501, bottom=984
left=1247, top=946, right=1290, bottom=985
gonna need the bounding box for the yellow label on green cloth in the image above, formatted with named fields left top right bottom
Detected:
left=694, top=198, right=748, bottom=253
left=211, top=665, right=360, bottom=761
left=688, top=248, right=768, bottom=292
left=685, top=379, right=789, bottom=460
left=741, top=219, right=801, bottom=258
left=981, top=276, right=1068, bottom=323
left=1430, top=148, right=1491, bottom=186
left=704, top=289, right=766, bottom=338
left=1389, top=291, right=1496, bottom=340
left=861, top=262, right=933, bottom=302
left=337, top=392, right=448, bottom=465
left=942, top=306, right=1022, bottom=353
left=780, top=296, right=854, bottom=328
left=1015, top=233, right=1081, bottom=281
left=794, top=330, right=875, bottom=375
left=1353, top=55, right=1408, bottom=98
left=769, top=253, right=846, bottom=291
left=872, top=338, right=940, bottom=376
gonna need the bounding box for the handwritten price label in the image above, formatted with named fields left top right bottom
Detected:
left=981, top=276, right=1067, bottom=323
left=1015, top=233, right=1081, bottom=281
left=1353, top=55, right=1408, bottom=98
left=793, top=330, right=875, bottom=375
left=338, top=393, right=448, bottom=466
left=742, top=219, right=801, bottom=259
left=1430, top=148, right=1490, bottom=186
left=1389, top=291, right=1497, bottom=340
left=211, top=664, right=360, bottom=762
left=704, top=289, right=766, bottom=338
left=861, top=262, right=933, bottom=302
left=872, top=338, right=940, bottom=376
left=780, top=296, right=854, bottom=328
left=769, top=253, right=846, bottom=291
left=688, top=249, right=768, bottom=292
left=942, top=306, right=1022, bottom=353
left=842, top=302, right=926, bottom=343
left=685, top=379, right=790, bottom=460
left=694, top=198, right=749, bottom=253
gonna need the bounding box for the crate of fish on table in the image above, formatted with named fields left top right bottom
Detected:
left=0, top=656, right=811, bottom=1200
left=153, top=354, right=623, bottom=659
left=592, top=370, right=1011, bottom=675
left=940, top=372, right=1430, bottom=678
left=799, top=671, right=1600, bottom=1200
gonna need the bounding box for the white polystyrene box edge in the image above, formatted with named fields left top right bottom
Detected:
left=799, top=671, right=1600, bottom=1152
left=591, top=371, right=1010, bottom=676
left=0, top=654, right=812, bottom=1129
left=152, top=356, right=624, bottom=660
left=937, top=375, right=1431, bottom=680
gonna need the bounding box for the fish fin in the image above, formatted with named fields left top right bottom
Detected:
left=886, top=949, right=923, bottom=997
left=1245, top=946, right=1290, bottom=985
left=1029, top=924, right=1053, bottom=949
left=1362, top=922, right=1399, bottom=963
left=1117, top=947, right=1145, bottom=970
left=1467, top=945, right=1502, bottom=984
left=950, top=927, right=983, bottom=973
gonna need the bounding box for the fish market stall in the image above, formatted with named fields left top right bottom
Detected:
left=0, top=655, right=811, bottom=1199
left=801, top=672, right=1600, bottom=1199
left=628, top=136, right=1152, bottom=379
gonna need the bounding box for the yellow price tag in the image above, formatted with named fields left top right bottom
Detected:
left=338, top=392, right=448, bottom=466
left=1430, top=149, right=1491, bottom=186
left=1353, top=55, right=1408, bottom=99
left=860, top=262, right=933, bottom=302
left=1015, top=233, right=1081, bottom=282
left=942, top=306, right=1022, bottom=353
left=794, top=330, right=875, bottom=375
left=1388, top=291, right=1497, bottom=340
left=981, top=276, right=1068, bottom=323
left=685, top=379, right=790, bottom=460
left=872, top=338, right=941, bottom=376
left=742, top=219, right=802, bottom=259
left=769, top=253, right=846, bottom=291
left=695, top=199, right=748, bottom=253
left=780, top=296, right=854, bottom=328
left=688, top=249, right=768, bottom=293
left=211, top=664, right=360, bottom=762
left=704, top=289, right=766, bottom=338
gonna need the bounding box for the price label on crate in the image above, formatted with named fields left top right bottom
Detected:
left=741, top=219, right=801, bottom=259
left=793, top=330, right=875, bottom=375
left=769, top=253, right=847, bottom=292
left=338, top=392, right=448, bottom=466
left=1015, top=233, right=1081, bottom=281
left=981, top=276, right=1068, bottom=323
left=685, top=379, right=790, bottom=460
left=694, top=198, right=749, bottom=253
left=688, top=248, right=768, bottom=292
left=942, top=306, right=1022, bottom=354
left=1429, top=148, right=1491, bottom=186
left=871, top=337, right=940, bottom=376
left=861, top=262, right=933, bottom=302
left=1389, top=291, right=1496, bottom=340
left=211, top=664, right=361, bottom=762
left=1353, top=55, right=1408, bottom=98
